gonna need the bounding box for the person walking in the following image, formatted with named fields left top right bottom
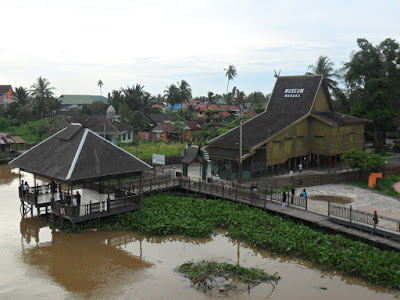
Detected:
left=281, top=192, right=287, bottom=209
left=373, top=210, right=379, bottom=228
left=291, top=187, right=295, bottom=204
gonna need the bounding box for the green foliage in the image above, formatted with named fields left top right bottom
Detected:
left=4, top=118, right=51, bottom=144
left=375, top=176, right=400, bottom=198
left=177, top=260, right=280, bottom=287
left=82, top=100, right=109, bottom=115
left=132, top=111, right=146, bottom=130
left=68, top=194, right=400, bottom=289
left=121, top=141, right=184, bottom=160
left=342, top=149, right=385, bottom=173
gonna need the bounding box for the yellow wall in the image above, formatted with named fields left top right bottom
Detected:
left=311, top=86, right=332, bottom=113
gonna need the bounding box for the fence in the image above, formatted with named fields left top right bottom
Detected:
left=252, top=171, right=366, bottom=189
left=329, top=203, right=400, bottom=233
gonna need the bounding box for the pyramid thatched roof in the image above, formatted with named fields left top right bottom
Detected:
left=9, top=124, right=151, bottom=183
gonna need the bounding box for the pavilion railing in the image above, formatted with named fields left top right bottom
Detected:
left=51, top=193, right=142, bottom=219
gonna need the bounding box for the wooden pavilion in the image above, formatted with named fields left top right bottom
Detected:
left=9, top=123, right=152, bottom=227
left=207, top=75, right=367, bottom=180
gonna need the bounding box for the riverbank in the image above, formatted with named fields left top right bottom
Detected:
left=54, top=194, right=400, bottom=290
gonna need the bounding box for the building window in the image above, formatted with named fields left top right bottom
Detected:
left=128, top=132, right=131, bottom=139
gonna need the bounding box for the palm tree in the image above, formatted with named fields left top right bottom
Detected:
left=12, top=86, right=30, bottom=105
left=224, top=65, right=237, bottom=93
left=177, top=80, right=192, bottom=104
left=307, top=56, right=339, bottom=91
left=30, top=76, right=55, bottom=118
left=207, top=91, right=215, bottom=104
left=97, top=80, right=104, bottom=95
left=164, top=84, right=180, bottom=109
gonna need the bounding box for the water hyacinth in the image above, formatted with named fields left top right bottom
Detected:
left=69, top=194, right=400, bottom=289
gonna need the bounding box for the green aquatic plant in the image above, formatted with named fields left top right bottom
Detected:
left=66, top=194, right=400, bottom=289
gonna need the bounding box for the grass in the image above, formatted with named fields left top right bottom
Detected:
left=56, top=194, right=400, bottom=289
left=349, top=176, right=400, bottom=198
left=3, top=118, right=50, bottom=144
left=120, top=141, right=185, bottom=160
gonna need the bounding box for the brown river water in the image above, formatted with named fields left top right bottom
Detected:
left=1, top=165, right=399, bottom=299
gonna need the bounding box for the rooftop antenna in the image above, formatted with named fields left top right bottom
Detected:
left=274, top=70, right=281, bottom=78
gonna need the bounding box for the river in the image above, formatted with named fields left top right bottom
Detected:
left=0, top=165, right=399, bottom=299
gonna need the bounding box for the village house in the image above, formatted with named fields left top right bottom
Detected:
left=207, top=75, right=366, bottom=180
left=0, top=132, right=25, bottom=156
left=0, top=85, right=14, bottom=106
left=67, top=106, right=134, bottom=144
left=58, top=94, right=108, bottom=110
left=145, top=120, right=201, bottom=141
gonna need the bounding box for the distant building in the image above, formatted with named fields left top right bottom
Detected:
left=59, top=94, right=108, bottom=110
left=142, top=120, right=201, bottom=141
left=0, top=85, right=14, bottom=106
left=0, top=132, right=25, bottom=156
left=67, top=106, right=134, bottom=144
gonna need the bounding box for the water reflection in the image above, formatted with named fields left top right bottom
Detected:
left=20, top=217, right=152, bottom=296
left=0, top=165, right=19, bottom=184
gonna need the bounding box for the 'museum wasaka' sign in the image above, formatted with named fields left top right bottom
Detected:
left=284, top=88, right=304, bottom=97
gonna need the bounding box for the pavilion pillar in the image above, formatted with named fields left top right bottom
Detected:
left=317, top=155, right=320, bottom=169
left=306, top=154, right=309, bottom=169
left=328, top=156, right=331, bottom=170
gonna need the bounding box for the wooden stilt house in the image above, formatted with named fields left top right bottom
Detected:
left=207, top=75, right=367, bottom=180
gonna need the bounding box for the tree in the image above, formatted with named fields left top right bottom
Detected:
left=343, top=38, right=400, bottom=150
left=82, top=100, right=109, bottom=115
left=97, top=80, right=104, bottom=95
left=247, top=91, right=267, bottom=108
left=12, top=86, right=30, bottom=105
left=307, top=56, right=339, bottom=91
left=207, top=92, right=216, bottom=104
left=342, top=149, right=385, bottom=173
left=132, top=110, right=146, bottom=130
left=224, top=65, right=237, bottom=93
left=177, top=80, right=192, bottom=104
left=164, top=84, right=180, bottom=109
left=30, top=76, right=56, bottom=118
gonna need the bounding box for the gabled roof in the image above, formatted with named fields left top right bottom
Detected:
left=266, top=75, right=325, bottom=114
left=185, top=120, right=201, bottom=130
left=0, top=85, right=12, bottom=94
left=9, top=124, right=151, bottom=183
left=67, top=115, right=134, bottom=134
left=181, top=146, right=203, bottom=164
left=207, top=75, right=356, bottom=155
left=145, top=113, right=176, bottom=124
left=0, top=133, right=25, bottom=145
left=59, top=95, right=108, bottom=106
left=311, top=112, right=367, bottom=126
left=157, top=121, right=176, bottom=132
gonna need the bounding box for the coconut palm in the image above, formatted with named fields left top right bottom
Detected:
left=97, top=80, right=104, bottom=95
left=307, top=56, right=339, bottom=91
left=177, top=80, right=192, bottom=104
left=164, top=84, right=180, bottom=109
left=12, top=86, right=30, bottom=105
left=224, top=65, right=237, bottom=93
left=30, top=76, right=56, bottom=118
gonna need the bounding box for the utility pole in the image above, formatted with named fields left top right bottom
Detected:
left=238, top=100, right=243, bottom=184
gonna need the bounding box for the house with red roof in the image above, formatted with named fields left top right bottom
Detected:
left=147, top=120, right=201, bottom=141
left=0, top=85, right=14, bottom=106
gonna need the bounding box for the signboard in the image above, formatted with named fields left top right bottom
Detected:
left=284, top=88, right=304, bottom=98
left=152, top=153, right=165, bottom=166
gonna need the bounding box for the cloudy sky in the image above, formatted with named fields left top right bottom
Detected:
left=1, top=0, right=399, bottom=97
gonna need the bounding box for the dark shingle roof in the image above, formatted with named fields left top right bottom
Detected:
left=67, top=115, right=134, bottom=133
left=9, top=124, right=151, bottom=183
left=146, top=114, right=176, bottom=124
left=206, top=147, right=251, bottom=160
left=0, top=85, right=12, bottom=94
left=266, top=75, right=323, bottom=114
left=311, top=112, right=367, bottom=126
left=208, top=111, right=305, bottom=150
left=181, top=146, right=203, bottom=164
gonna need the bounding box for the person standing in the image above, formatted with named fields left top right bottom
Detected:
left=24, top=182, right=29, bottom=198
left=373, top=210, right=379, bottom=228
left=298, top=162, right=303, bottom=173
left=20, top=180, right=25, bottom=196
left=76, top=191, right=81, bottom=207
left=282, top=192, right=287, bottom=209
left=290, top=170, right=293, bottom=177
left=291, top=187, right=295, bottom=204
left=302, top=189, right=307, bottom=198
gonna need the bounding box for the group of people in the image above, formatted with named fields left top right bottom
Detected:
left=63, top=191, right=81, bottom=207
left=19, top=180, right=30, bottom=197
left=281, top=188, right=307, bottom=209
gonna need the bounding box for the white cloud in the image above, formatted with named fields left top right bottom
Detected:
left=1, top=0, right=399, bottom=96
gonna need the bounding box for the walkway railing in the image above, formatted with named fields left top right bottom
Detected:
left=329, top=203, right=400, bottom=233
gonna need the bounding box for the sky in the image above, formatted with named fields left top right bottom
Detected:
left=1, top=0, right=400, bottom=98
